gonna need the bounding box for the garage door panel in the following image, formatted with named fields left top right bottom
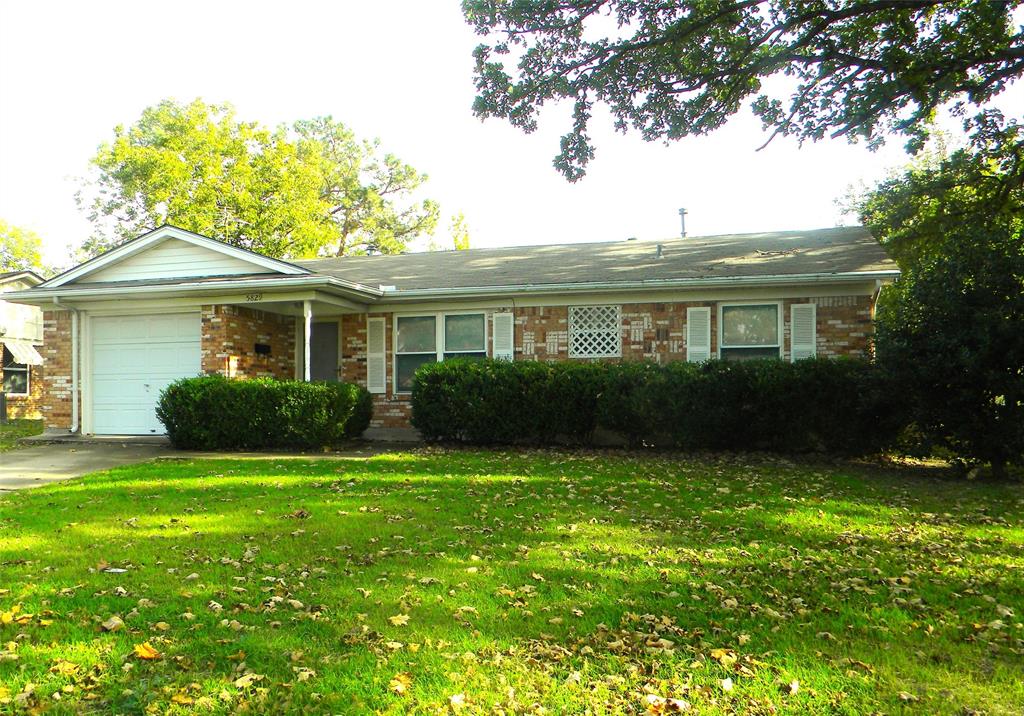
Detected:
left=92, top=345, right=147, bottom=375
left=90, top=313, right=201, bottom=435
left=93, top=407, right=155, bottom=436
left=150, top=317, right=200, bottom=341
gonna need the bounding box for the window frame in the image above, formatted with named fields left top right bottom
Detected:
left=393, top=311, right=489, bottom=393
left=568, top=304, right=622, bottom=359
left=1, top=346, right=30, bottom=397
left=717, top=301, right=783, bottom=360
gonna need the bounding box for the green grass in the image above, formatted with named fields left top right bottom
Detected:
left=0, top=450, right=1021, bottom=714
left=0, top=418, right=42, bottom=452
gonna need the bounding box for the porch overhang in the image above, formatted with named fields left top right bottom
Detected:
left=5, top=275, right=382, bottom=311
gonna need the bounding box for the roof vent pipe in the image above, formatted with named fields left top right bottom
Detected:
left=678, top=207, right=688, bottom=238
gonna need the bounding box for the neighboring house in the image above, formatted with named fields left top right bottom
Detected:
left=6, top=224, right=899, bottom=437
left=0, top=270, right=45, bottom=419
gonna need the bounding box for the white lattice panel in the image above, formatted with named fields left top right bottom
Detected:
left=569, top=305, right=621, bottom=358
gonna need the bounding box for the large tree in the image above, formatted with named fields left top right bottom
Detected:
left=78, top=100, right=439, bottom=258
left=463, top=0, right=1024, bottom=180
left=0, top=220, right=44, bottom=274
left=858, top=139, right=1024, bottom=477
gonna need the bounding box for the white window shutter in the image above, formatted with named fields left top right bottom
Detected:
left=790, top=303, right=817, bottom=361
left=366, top=317, right=386, bottom=393
left=492, top=312, right=515, bottom=361
left=686, top=307, right=712, bottom=362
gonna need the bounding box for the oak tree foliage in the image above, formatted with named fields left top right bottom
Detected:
left=0, top=220, right=44, bottom=274
left=78, top=100, right=439, bottom=258
left=859, top=135, right=1024, bottom=476
left=464, top=0, right=1024, bottom=180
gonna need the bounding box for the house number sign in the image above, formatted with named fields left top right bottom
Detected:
left=245, top=293, right=263, bottom=302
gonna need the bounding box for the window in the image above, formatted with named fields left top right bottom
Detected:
left=443, top=313, right=486, bottom=360
left=395, top=313, right=487, bottom=391
left=719, top=303, right=781, bottom=361
left=2, top=347, right=29, bottom=396
left=569, top=305, right=621, bottom=358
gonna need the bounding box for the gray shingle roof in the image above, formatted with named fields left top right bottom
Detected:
left=294, top=226, right=896, bottom=291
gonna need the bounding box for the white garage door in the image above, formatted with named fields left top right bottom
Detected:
left=90, top=313, right=201, bottom=435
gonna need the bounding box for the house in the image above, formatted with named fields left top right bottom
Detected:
left=6, top=224, right=899, bottom=437
left=0, top=270, right=45, bottom=419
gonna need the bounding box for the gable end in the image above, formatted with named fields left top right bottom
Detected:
left=42, top=226, right=311, bottom=287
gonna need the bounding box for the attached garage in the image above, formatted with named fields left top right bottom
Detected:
left=89, top=313, right=201, bottom=435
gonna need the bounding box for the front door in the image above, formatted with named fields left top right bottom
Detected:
left=310, top=321, right=339, bottom=382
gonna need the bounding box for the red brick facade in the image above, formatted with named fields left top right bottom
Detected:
left=35, top=295, right=877, bottom=433
left=39, top=310, right=77, bottom=429
left=201, top=305, right=295, bottom=380
left=339, top=312, right=413, bottom=429
left=515, top=297, right=873, bottom=363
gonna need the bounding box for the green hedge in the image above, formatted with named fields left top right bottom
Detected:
left=156, top=376, right=372, bottom=450
left=410, top=358, right=903, bottom=455
left=410, top=359, right=605, bottom=444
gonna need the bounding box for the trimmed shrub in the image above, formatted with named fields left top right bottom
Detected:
left=410, top=357, right=903, bottom=455
left=411, top=358, right=605, bottom=444
left=156, top=376, right=372, bottom=450
left=344, top=385, right=374, bottom=439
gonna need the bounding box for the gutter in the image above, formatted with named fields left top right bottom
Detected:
left=6, top=269, right=901, bottom=306
left=373, top=270, right=902, bottom=301
left=6, top=275, right=383, bottom=304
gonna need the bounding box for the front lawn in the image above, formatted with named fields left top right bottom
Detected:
left=0, top=418, right=42, bottom=452
left=0, top=451, right=1021, bottom=714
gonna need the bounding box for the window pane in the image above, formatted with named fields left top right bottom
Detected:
left=722, top=305, right=778, bottom=346
left=721, top=347, right=781, bottom=361
left=396, top=353, right=436, bottom=391
left=3, top=368, right=28, bottom=395
left=444, top=314, right=485, bottom=352
left=396, top=315, right=436, bottom=353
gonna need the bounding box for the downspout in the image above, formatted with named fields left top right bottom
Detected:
left=54, top=297, right=80, bottom=434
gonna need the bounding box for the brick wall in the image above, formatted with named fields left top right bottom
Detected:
left=201, top=305, right=295, bottom=380
left=516, top=297, right=873, bottom=363
left=339, top=312, right=412, bottom=429
left=0, top=341, right=43, bottom=420
left=336, top=295, right=875, bottom=430
left=804, top=295, right=874, bottom=359
left=30, top=295, right=877, bottom=433
left=39, top=310, right=76, bottom=429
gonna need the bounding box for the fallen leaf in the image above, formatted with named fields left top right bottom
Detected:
left=389, top=672, right=412, bottom=695
left=133, top=642, right=161, bottom=660
left=100, top=616, right=124, bottom=632
left=233, top=673, right=265, bottom=689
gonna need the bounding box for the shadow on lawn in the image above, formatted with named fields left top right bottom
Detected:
left=0, top=452, right=1021, bottom=712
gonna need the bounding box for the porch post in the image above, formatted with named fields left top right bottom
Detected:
left=303, top=300, right=312, bottom=382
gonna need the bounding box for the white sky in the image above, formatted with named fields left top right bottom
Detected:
left=1, top=0, right=1021, bottom=266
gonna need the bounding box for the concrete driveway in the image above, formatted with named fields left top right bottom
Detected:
left=0, top=443, right=170, bottom=491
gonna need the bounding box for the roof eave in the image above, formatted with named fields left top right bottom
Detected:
left=0, top=270, right=44, bottom=286
left=5, top=275, right=383, bottom=305
left=374, top=270, right=901, bottom=301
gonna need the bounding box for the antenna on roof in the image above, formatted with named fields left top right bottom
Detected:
left=678, top=207, right=688, bottom=238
